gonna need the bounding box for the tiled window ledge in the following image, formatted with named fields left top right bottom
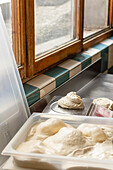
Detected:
left=24, top=37, right=113, bottom=106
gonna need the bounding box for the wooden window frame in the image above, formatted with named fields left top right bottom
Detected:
left=11, top=0, right=27, bottom=79
left=11, top=0, right=113, bottom=82
left=83, top=0, right=113, bottom=50
left=24, top=0, right=84, bottom=80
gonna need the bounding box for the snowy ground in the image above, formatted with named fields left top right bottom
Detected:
left=1, top=0, right=102, bottom=56
left=35, top=0, right=73, bottom=55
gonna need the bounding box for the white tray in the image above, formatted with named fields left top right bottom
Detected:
left=2, top=113, right=113, bottom=170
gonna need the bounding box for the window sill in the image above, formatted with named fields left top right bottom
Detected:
left=23, top=36, right=113, bottom=106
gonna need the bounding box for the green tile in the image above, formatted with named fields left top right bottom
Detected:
left=72, top=53, right=91, bottom=63
left=56, top=72, right=69, bottom=87
left=82, top=58, right=91, bottom=70
left=27, top=91, right=40, bottom=106
left=101, top=47, right=108, bottom=73
left=44, top=66, right=69, bottom=88
left=93, top=43, right=107, bottom=51
left=109, top=36, right=113, bottom=40
left=23, top=84, right=39, bottom=98
left=44, top=66, right=69, bottom=79
left=108, top=66, right=113, bottom=74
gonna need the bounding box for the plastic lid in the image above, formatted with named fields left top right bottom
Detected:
left=0, top=8, right=30, bottom=166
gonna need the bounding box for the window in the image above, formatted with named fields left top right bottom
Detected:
left=1, top=0, right=113, bottom=81
left=24, top=0, right=82, bottom=78
left=0, top=0, right=12, bottom=44
left=35, top=0, right=77, bottom=56
left=83, top=0, right=113, bottom=50
left=0, top=0, right=26, bottom=75
left=84, top=0, right=109, bottom=39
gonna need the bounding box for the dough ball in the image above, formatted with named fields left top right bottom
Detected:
left=36, top=118, right=66, bottom=135
left=93, top=98, right=113, bottom=111
left=43, top=127, right=92, bottom=156
left=26, top=118, right=66, bottom=141
left=77, top=124, right=107, bottom=143
left=58, top=92, right=84, bottom=109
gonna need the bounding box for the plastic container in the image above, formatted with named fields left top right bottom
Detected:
left=2, top=113, right=113, bottom=170
left=87, top=103, right=113, bottom=118
left=0, top=8, right=30, bottom=166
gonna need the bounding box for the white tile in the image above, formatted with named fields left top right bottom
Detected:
left=92, top=53, right=101, bottom=63
left=70, top=64, right=81, bottom=78
left=101, top=39, right=113, bottom=46
left=84, top=47, right=100, bottom=56
left=58, top=59, right=81, bottom=71
left=108, top=45, right=113, bottom=69
left=40, top=81, right=55, bottom=98
left=28, top=74, right=55, bottom=89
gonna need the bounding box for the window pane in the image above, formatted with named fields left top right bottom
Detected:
left=84, top=0, right=109, bottom=38
left=35, top=0, right=78, bottom=57
left=0, top=0, right=12, bottom=44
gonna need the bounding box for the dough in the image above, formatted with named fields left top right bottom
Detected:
left=16, top=140, right=45, bottom=154
left=43, top=127, right=92, bottom=156
left=77, top=124, right=107, bottom=143
left=16, top=118, right=113, bottom=164
left=57, top=92, right=84, bottom=109
left=16, top=140, right=56, bottom=155
left=26, top=118, right=67, bottom=141
left=93, top=98, right=113, bottom=111
left=68, top=140, right=113, bottom=160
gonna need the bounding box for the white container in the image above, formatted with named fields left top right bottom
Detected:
left=2, top=113, right=113, bottom=170
left=0, top=8, right=30, bottom=166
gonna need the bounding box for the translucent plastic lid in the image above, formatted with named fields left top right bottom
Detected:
left=0, top=9, right=30, bottom=166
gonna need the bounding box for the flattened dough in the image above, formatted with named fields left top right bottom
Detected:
left=43, top=127, right=92, bottom=156
left=57, top=92, right=84, bottom=109
left=16, top=140, right=56, bottom=155
left=93, top=98, right=113, bottom=111
left=16, top=140, right=45, bottom=154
